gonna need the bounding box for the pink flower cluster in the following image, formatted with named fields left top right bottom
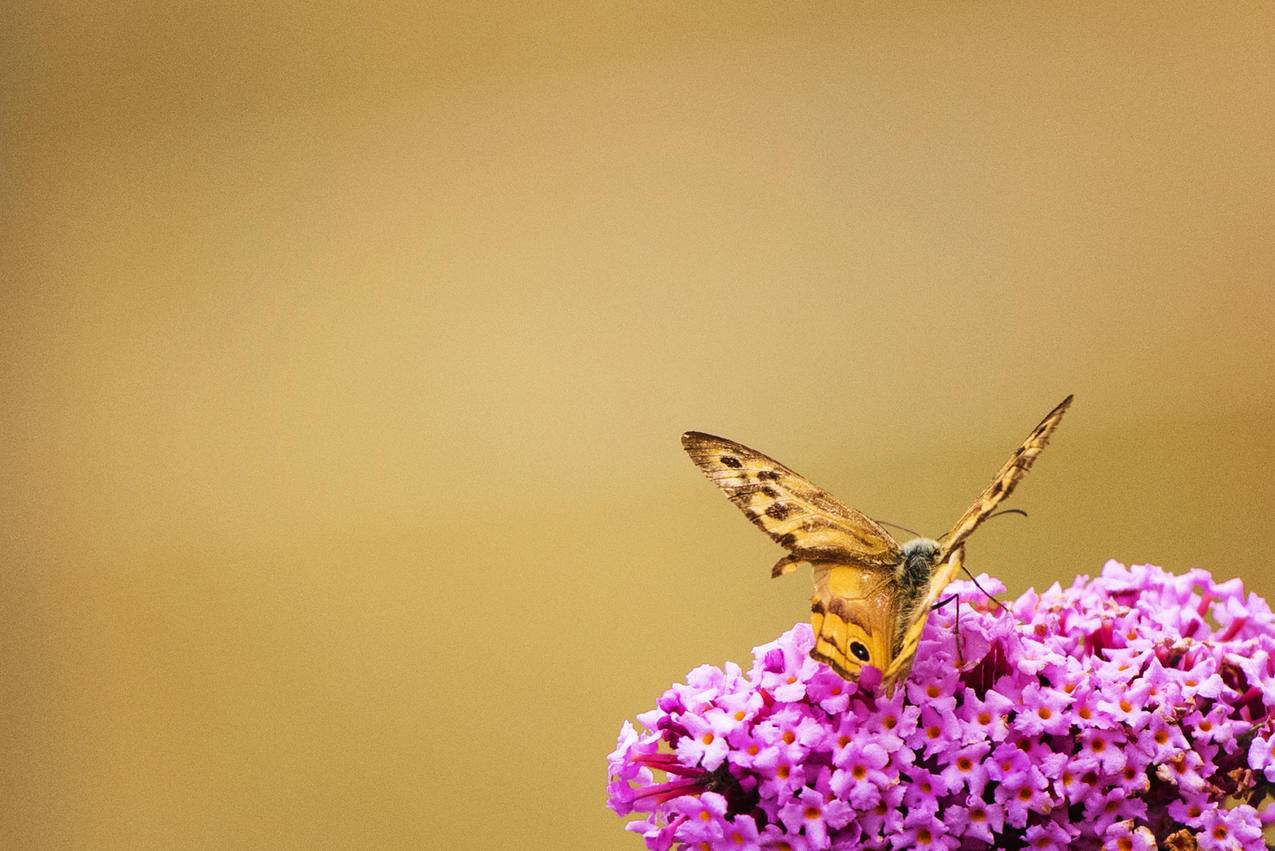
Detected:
left=607, top=562, right=1275, bottom=849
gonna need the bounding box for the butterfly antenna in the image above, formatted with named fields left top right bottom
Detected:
left=874, top=518, right=924, bottom=538
left=988, top=508, right=1028, bottom=521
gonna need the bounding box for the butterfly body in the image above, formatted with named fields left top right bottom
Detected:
left=682, top=395, right=1071, bottom=689
left=897, top=537, right=941, bottom=595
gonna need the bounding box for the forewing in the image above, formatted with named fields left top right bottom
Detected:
left=938, top=395, right=1072, bottom=558
left=682, top=432, right=902, bottom=568
left=809, top=563, right=898, bottom=680
left=881, top=546, right=966, bottom=688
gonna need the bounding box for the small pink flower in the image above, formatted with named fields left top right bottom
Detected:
left=894, top=810, right=958, bottom=850
left=1023, top=816, right=1075, bottom=849
left=947, top=795, right=1004, bottom=844
left=829, top=739, right=890, bottom=809
left=1247, top=732, right=1275, bottom=782
left=1014, top=682, right=1075, bottom=737
left=938, top=741, right=991, bottom=798
left=958, top=686, right=1015, bottom=742
left=778, top=787, right=851, bottom=849
left=1102, top=819, right=1156, bottom=851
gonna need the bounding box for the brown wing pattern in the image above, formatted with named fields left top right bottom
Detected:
left=938, top=395, right=1072, bottom=559
left=682, top=432, right=902, bottom=570
left=882, top=547, right=965, bottom=688
left=810, top=562, right=898, bottom=680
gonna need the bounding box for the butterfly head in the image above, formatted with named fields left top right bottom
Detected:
left=899, top=538, right=942, bottom=591
left=900, top=537, right=941, bottom=561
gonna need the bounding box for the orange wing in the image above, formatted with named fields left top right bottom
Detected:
left=809, top=562, right=898, bottom=680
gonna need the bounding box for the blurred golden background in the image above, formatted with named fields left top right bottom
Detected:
left=3, top=3, right=1273, bottom=847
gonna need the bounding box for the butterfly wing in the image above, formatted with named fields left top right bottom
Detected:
left=810, top=562, right=898, bottom=679
left=937, top=395, right=1073, bottom=559
left=682, top=432, right=903, bottom=572
left=882, top=546, right=965, bottom=688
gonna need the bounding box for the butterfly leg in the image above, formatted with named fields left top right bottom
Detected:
left=958, top=564, right=1007, bottom=612
left=930, top=594, right=964, bottom=666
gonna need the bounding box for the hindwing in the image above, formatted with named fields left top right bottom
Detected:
left=809, top=562, right=898, bottom=680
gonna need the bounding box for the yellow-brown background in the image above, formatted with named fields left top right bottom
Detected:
left=3, top=3, right=1273, bottom=847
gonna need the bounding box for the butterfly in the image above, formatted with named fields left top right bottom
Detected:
left=682, top=395, right=1071, bottom=689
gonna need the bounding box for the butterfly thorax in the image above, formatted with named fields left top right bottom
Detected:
left=894, top=538, right=941, bottom=654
